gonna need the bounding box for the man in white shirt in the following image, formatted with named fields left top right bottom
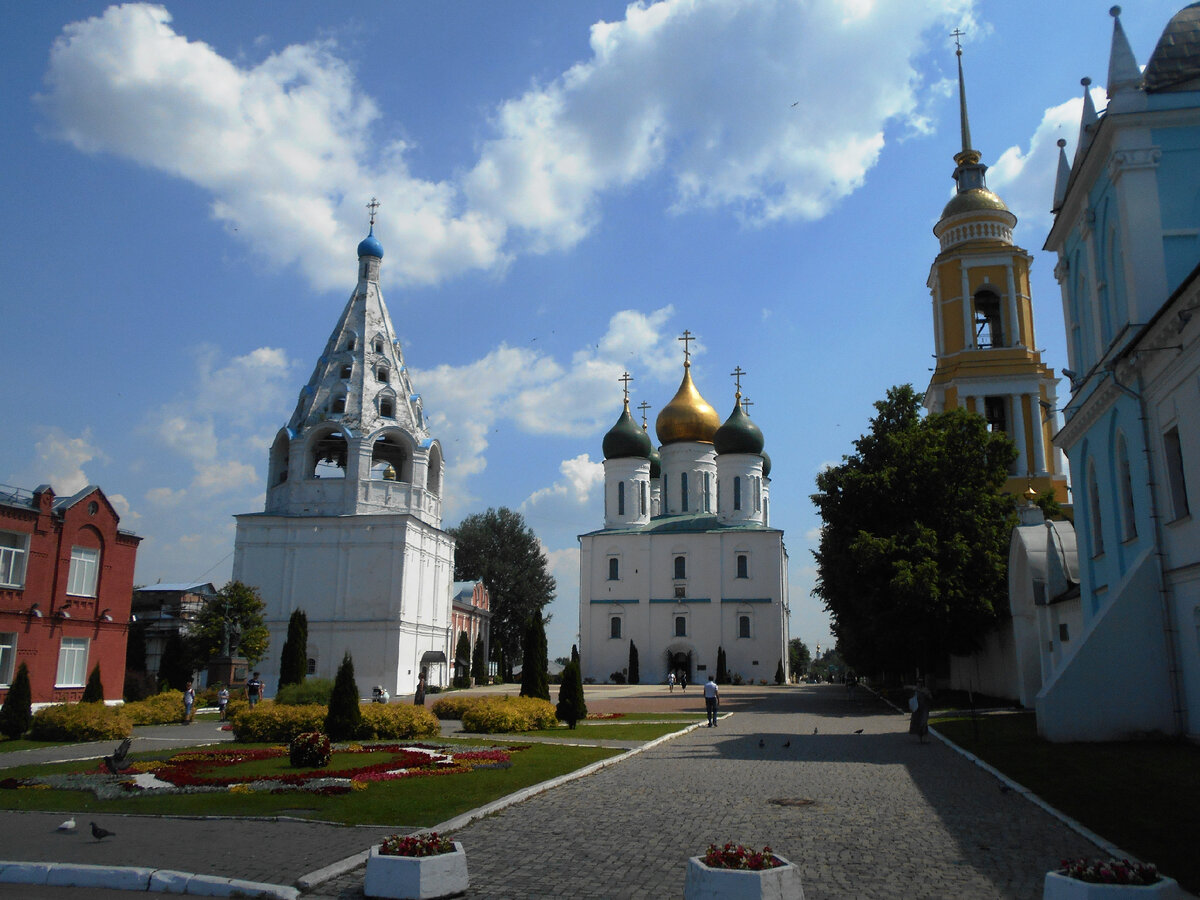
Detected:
left=704, top=675, right=719, bottom=727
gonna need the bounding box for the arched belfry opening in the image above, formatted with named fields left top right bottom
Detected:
left=974, top=288, right=1003, bottom=348
left=427, top=443, right=444, bottom=496
left=268, top=431, right=290, bottom=487
left=308, top=427, right=349, bottom=479
left=371, top=431, right=412, bottom=482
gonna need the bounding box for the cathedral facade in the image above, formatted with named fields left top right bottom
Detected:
left=233, top=214, right=455, bottom=698
left=579, top=349, right=789, bottom=686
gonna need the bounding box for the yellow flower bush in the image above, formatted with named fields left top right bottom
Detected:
left=123, top=690, right=186, bottom=725
left=461, top=696, right=557, bottom=733
left=430, top=695, right=478, bottom=720
left=359, top=704, right=441, bottom=740
left=30, top=703, right=132, bottom=741
left=230, top=704, right=326, bottom=743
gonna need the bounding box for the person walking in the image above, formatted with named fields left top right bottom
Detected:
left=703, top=674, right=719, bottom=727
left=217, top=685, right=230, bottom=721
left=668, top=672, right=676, bottom=693
left=414, top=670, right=427, bottom=706
left=246, top=672, right=263, bottom=708
left=908, top=678, right=932, bottom=743
left=182, top=680, right=195, bottom=724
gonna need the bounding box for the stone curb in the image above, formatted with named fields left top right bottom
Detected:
left=870, top=687, right=1130, bottom=861
left=0, top=860, right=299, bottom=898
left=295, top=717, right=711, bottom=890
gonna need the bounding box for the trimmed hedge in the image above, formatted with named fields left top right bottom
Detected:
left=123, top=690, right=186, bottom=725
left=231, top=701, right=441, bottom=742
left=430, top=695, right=478, bottom=720
left=30, top=703, right=132, bottom=741
left=461, top=696, right=558, bottom=733
left=275, top=678, right=334, bottom=706
left=359, top=704, right=441, bottom=740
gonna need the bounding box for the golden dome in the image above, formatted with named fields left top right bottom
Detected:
left=940, top=187, right=1010, bottom=219
left=655, top=365, right=720, bottom=445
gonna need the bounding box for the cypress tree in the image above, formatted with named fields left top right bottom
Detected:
left=277, top=609, right=308, bottom=691
left=472, top=635, right=486, bottom=686
left=555, top=660, right=587, bottom=728
left=716, top=646, right=728, bottom=684
left=570, top=643, right=580, bottom=668
left=628, top=640, right=640, bottom=685
left=81, top=664, right=105, bottom=703
left=519, top=616, right=550, bottom=701
left=0, top=663, right=33, bottom=739
left=325, top=652, right=362, bottom=741
left=455, top=631, right=472, bottom=688
left=494, top=645, right=507, bottom=685
left=775, top=658, right=786, bottom=685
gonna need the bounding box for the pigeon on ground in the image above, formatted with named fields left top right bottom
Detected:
left=854, top=729, right=864, bottom=734
left=90, top=822, right=115, bottom=841
left=103, top=738, right=133, bottom=775
left=783, top=739, right=791, bottom=748
left=56, top=817, right=76, bottom=833
left=758, top=738, right=765, bottom=748
left=813, top=726, right=818, bottom=734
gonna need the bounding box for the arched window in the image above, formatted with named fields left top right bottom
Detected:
left=675, top=616, right=686, bottom=637
left=1117, top=434, right=1137, bottom=541
left=703, top=472, right=712, bottom=512
left=608, top=557, right=619, bottom=581
left=639, top=481, right=647, bottom=516
left=733, top=476, right=742, bottom=510
left=306, top=658, right=317, bottom=676
left=974, top=289, right=1003, bottom=348
left=345, top=335, right=357, bottom=351
left=371, top=433, right=410, bottom=482
left=674, top=556, right=686, bottom=579
left=680, top=472, right=689, bottom=512
left=309, top=429, right=348, bottom=479
left=610, top=617, right=622, bottom=639
left=331, top=394, right=347, bottom=414
left=736, top=554, right=748, bottom=578
left=739, top=615, right=751, bottom=639
left=373, top=337, right=385, bottom=354
left=379, top=396, right=395, bottom=418
left=376, top=365, right=390, bottom=384
left=618, top=481, right=625, bottom=516
left=1088, top=462, right=1105, bottom=557
left=427, top=444, right=443, bottom=496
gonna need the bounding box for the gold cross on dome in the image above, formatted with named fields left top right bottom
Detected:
left=741, top=397, right=755, bottom=415
left=366, top=197, right=380, bottom=226
left=678, top=330, right=695, bottom=366
left=637, top=401, right=651, bottom=428
left=619, top=371, right=633, bottom=402
left=730, top=365, right=746, bottom=395
left=950, top=27, right=966, bottom=52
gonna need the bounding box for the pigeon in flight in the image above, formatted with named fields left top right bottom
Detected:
left=103, top=738, right=133, bottom=775
left=56, top=817, right=76, bottom=833
left=854, top=729, right=864, bottom=734
left=90, top=822, right=115, bottom=841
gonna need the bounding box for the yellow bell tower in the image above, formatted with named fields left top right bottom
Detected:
left=925, top=41, right=1069, bottom=504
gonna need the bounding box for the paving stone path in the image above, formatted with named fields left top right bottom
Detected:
left=308, top=684, right=1104, bottom=899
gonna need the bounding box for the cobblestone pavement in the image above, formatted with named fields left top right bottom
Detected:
left=307, top=685, right=1106, bottom=900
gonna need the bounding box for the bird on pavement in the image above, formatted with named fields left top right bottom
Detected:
left=103, top=738, right=133, bottom=775
left=854, top=729, right=864, bottom=734
left=783, top=739, right=791, bottom=748
left=90, top=822, right=115, bottom=841
left=813, top=726, right=818, bottom=734
left=758, top=738, right=765, bottom=748
left=56, top=817, right=76, bottom=833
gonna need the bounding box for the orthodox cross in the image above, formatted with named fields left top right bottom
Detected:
left=741, top=397, right=755, bottom=415
left=619, top=371, right=633, bottom=402
left=950, top=27, right=966, bottom=52
left=678, top=330, right=695, bottom=366
left=730, top=365, right=746, bottom=395
left=367, top=197, right=380, bottom=227
left=637, top=401, right=651, bottom=428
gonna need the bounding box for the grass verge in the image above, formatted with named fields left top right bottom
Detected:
left=509, top=722, right=692, bottom=741
left=0, top=739, right=622, bottom=827
left=933, top=713, right=1200, bottom=894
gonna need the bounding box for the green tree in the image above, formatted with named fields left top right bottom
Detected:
left=812, top=385, right=1017, bottom=676
left=555, top=660, right=587, bottom=728
left=126, top=621, right=147, bottom=672
left=277, top=609, right=308, bottom=691
left=450, top=508, right=556, bottom=682
left=519, top=615, right=550, bottom=701
left=788, top=639, right=811, bottom=678
left=774, top=658, right=786, bottom=685
left=81, top=664, right=105, bottom=703
left=455, top=631, right=472, bottom=688
left=570, top=644, right=580, bottom=669
left=158, top=629, right=195, bottom=691
left=189, top=581, right=270, bottom=666
left=325, top=652, right=362, bottom=741
left=628, top=640, right=639, bottom=685
left=472, top=636, right=487, bottom=686
left=0, top=662, right=32, bottom=739
left=716, top=646, right=728, bottom=684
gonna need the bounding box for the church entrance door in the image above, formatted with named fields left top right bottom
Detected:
left=670, top=651, right=691, bottom=685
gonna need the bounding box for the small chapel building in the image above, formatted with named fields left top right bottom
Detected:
left=233, top=209, right=455, bottom=698
left=579, top=346, right=790, bottom=686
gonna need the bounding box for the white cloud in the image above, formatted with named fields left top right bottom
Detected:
left=987, top=86, right=1105, bottom=236
left=41, top=1, right=976, bottom=291
left=146, top=486, right=186, bottom=507
left=26, top=427, right=106, bottom=495
left=524, top=454, right=605, bottom=508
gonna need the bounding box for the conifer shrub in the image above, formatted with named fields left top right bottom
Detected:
left=775, top=658, right=786, bottom=685
left=81, top=664, right=105, bottom=703
left=30, top=703, right=131, bottom=741
left=461, top=696, right=557, bottom=733
left=628, top=641, right=640, bottom=685
left=359, top=703, right=441, bottom=739
left=277, top=609, right=309, bottom=691
left=0, top=663, right=33, bottom=739
left=472, top=636, right=487, bottom=686
left=430, top=695, right=478, bottom=720
left=555, top=660, right=587, bottom=728
left=716, top=647, right=729, bottom=684
left=454, top=631, right=472, bottom=688
left=275, top=678, right=335, bottom=706
left=231, top=703, right=325, bottom=743
left=324, top=653, right=362, bottom=741
left=124, top=690, right=185, bottom=725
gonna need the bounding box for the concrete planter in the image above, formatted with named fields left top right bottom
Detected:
left=1043, top=872, right=1184, bottom=899
left=364, top=843, right=468, bottom=900
left=684, top=855, right=803, bottom=900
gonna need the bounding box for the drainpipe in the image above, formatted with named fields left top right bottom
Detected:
left=1106, top=361, right=1187, bottom=735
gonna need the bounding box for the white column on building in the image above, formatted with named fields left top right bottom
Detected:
left=1010, top=393, right=1028, bottom=473
left=961, top=266, right=974, bottom=348
left=1005, top=263, right=1020, bottom=347
left=1030, top=394, right=1048, bottom=475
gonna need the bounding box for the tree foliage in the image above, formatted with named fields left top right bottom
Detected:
left=277, top=609, right=308, bottom=691
left=81, top=664, right=105, bottom=703
left=555, top=660, right=587, bottom=728
left=455, top=631, right=472, bottom=688
left=450, top=508, right=556, bottom=681
left=126, top=621, right=147, bottom=673
left=157, top=629, right=195, bottom=691
left=788, top=639, right=811, bottom=677
left=775, top=658, right=786, bottom=685
left=472, top=635, right=487, bottom=686
left=189, top=581, right=269, bottom=666
left=325, top=652, right=362, bottom=741
left=0, top=663, right=32, bottom=739
left=812, top=385, right=1017, bottom=676
left=716, top=646, right=728, bottom=684
left=628, top=640, right=639, bottom=685
left=519, top=615, right=550, bottom=701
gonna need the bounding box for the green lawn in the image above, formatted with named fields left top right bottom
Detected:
left=0, top=739, right=622, bottom=826
left=513, top=721, right=693, bottom=741
left=588, top=713, right=706, bottom=722
left=0, top=738, right=75, bottom=755
left=933, top=713, right=1200, bottom=894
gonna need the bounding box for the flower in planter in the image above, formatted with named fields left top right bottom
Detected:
left=1056, top=859, right=1160, bottom=886
left=702, top=842, right=783, bottom=871
left=288, top=731, right=332, bottom=768
left=379, top=832, right=455, bottom=858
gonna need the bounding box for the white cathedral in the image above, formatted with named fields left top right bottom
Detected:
left=233, top=210, right=455, bottom=698
left=579, top=343, right=790, bottom=685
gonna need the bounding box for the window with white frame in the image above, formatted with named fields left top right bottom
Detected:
left=703, top=472, right=711, bottom=512
left=733, top=476, right=742, bottom=510
left=67, top=546, right=100, bottom=597
left=610, top=617, right=622, bottom=639
left=639, top=481, right=647, bottom=516
left=0, top=532, right=29, bottom=589
left=0, top=633, right=15, bottom=686
left=736, top=554, right=749, bottom=578
left=680, top=472, right=689, bottom=512
left=618, top=481, right=625, bottom=516
left=674, top=615, right=686, bottom=637
left=56, top=637, right=89, bottom=687
left=608, top=557, right=619, bottom=581
left=738, top=615, right=751, bottom=638
left=674, top=555, right=686, bottom=579
left=1164, top=426, right=1190, bottom=521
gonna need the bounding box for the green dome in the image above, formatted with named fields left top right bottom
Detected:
left=714, top=398, right=764, bottom=455
left=603, top=402, right=652, bottom=460
left=760, top=450, right=771, bottom=477
left=648, top=442, right=662, bottom=478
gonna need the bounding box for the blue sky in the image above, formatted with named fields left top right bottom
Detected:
left=0, top=1, right=1184, bottom=660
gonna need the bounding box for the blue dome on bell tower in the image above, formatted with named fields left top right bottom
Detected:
left=357, top=226, right=384, bottom=259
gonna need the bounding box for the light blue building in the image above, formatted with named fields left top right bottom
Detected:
left=1041, top=5, right=1200, bottom=741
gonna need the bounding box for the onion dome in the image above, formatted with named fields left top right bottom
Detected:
left=648, top=442, right=662, bottom=478
left=357, top=226, right=384, bottom=259
left=760, top=450, right=772, bottom=478
left=1144, top=3, right=1200, bottom=92
left=940, top=187, right=1009, bottom=219
left=655, top=365, right=720, bottom=445
left=714, top=396, right=764, bottom=455
left=603, top=400, right=652, bottom=459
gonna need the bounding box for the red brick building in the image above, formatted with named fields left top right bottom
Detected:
left=0, top=484, right=141, bottom=705
left=451, top=581, right=491, bottom=680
